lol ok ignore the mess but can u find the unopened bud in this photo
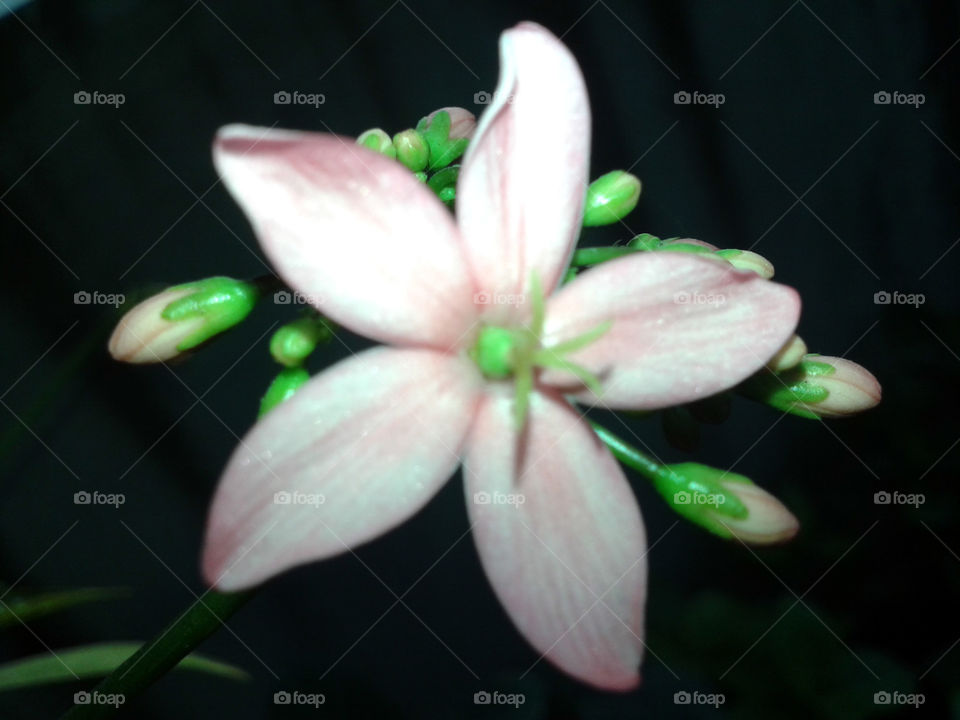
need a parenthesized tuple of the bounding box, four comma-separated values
(654, 463, 798, 544)
(259, 367, 310, 418)
(740, 355, 881, 418)
(716, 248, 775, 279)
(792, 355, 881, 417)
(582, 171, 642, 227)
(356, 128, 396, 159)
(269, 316, 332, 367)
(766, 335, 808, 372)
(109, 277, 258, 363)
(657, 238, 719, 256)
(392, 129, 429, 172)
(416, 108, 475, 169)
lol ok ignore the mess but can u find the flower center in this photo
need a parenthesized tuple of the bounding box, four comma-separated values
(468, 273, 612, 429)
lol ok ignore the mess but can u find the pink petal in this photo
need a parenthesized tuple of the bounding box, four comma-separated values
(463, 386, 646, 690)
(202, 347, 481, 591)
(214, 125, 478, 350)
(456, 23, 590, 320)
(541, 252, 801, 409)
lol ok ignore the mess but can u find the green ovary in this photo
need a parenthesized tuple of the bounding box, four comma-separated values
(468, 274, 612, 429)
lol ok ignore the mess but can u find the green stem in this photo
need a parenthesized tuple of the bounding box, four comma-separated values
(60, 589, 253, 719)
(571, 246, 638, 267)
(589, 420, 665, 480)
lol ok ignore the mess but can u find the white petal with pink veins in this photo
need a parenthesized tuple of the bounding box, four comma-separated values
(214, 126, 479, 350)
(463, 387, 646, 690)
(203, 347, 481, 590)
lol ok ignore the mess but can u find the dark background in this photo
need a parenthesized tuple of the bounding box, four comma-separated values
(1, 0, 958, 717)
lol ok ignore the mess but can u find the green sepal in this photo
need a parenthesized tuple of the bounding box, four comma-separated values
(392, 129, 429, 172)
(628, 233, 663, 250)
(657, 242, 714, 255)
(161, 277, 259, 351)
(416, 111, 469, 169)
(738, 360, 835, 418)
(651, 462, 751, 539)
(259, 367, 310, 418)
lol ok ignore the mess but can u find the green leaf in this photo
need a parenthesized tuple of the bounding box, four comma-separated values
(0, 642, 248, 691)
(0, 588, 129, 630)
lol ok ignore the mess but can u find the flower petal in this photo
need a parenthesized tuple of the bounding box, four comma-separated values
(456, 22, 590, 318)
(463, 387, 646, 690)
(214, 125, 478, 350)
(202, 347, 481, 591)
(541, 252, 801, 409)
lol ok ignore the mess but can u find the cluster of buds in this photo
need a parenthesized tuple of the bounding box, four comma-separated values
(107, 104, 880, 548)
(356, 107, 476, 205)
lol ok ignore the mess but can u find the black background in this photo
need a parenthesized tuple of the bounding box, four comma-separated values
(0, 1, 958, 717)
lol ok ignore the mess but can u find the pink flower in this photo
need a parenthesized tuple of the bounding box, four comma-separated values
(201, 22, 800, 690)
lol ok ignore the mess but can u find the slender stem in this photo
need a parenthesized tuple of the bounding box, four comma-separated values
(60, 589, 254, 719)
(589, 420, 664, 480)
(571, 246, 638, 267)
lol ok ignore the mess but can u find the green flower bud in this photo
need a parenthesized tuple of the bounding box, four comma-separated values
(259, 367, 310, 418)
(427, 165, 459, 206)
(392, 129, 429, 172)
(582, 171, 642, 227)
(356, 128, 396, 159)
(653, 463, 798, 544)
(716, 248, 775, 279)
(109, 277, 258, 363)
(416, 108, 474, 170)
(739, 355, 880, 418)
(269, 316, 332, 368)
